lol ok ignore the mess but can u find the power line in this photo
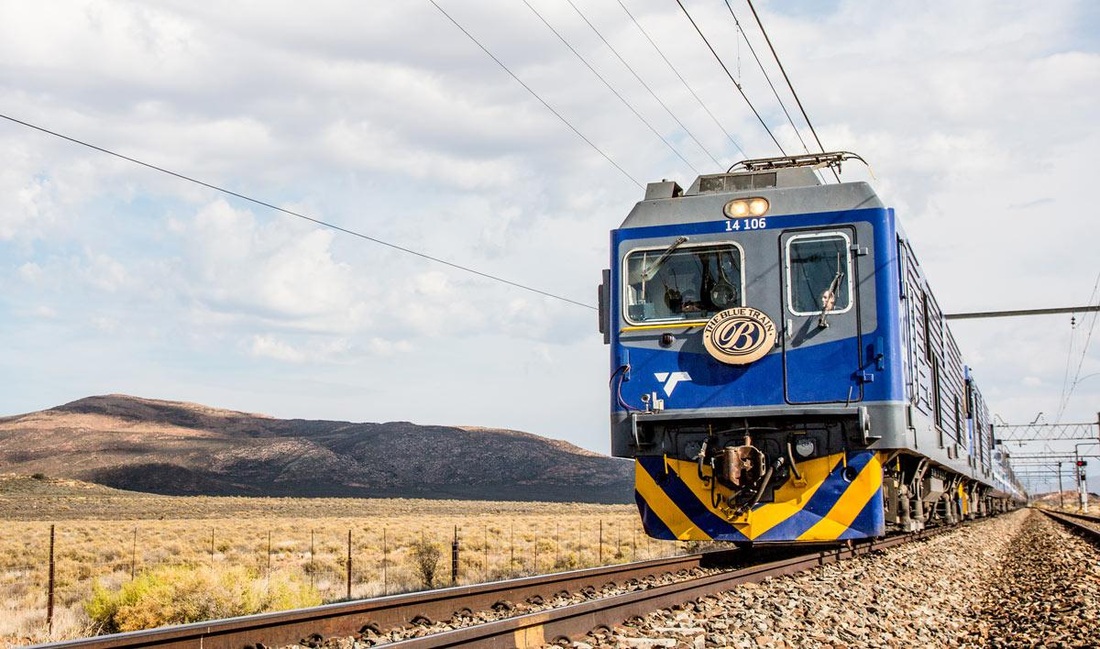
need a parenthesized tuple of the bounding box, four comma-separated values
(1058, 310, 1079, 419)
(721, 0, 810, 154)
(674, 0, 786, 155)
(616, 0, 748, 160)
(1056, 273, 1100, 421)
(743, 0, 837, 184)
(0, 112, 599, 311)
(519, 0, 701, 175)
(563, 0, 725, 169)
(426, 0, 643, 190)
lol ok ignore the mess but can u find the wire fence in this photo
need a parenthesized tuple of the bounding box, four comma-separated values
(1, 516, 683, 643)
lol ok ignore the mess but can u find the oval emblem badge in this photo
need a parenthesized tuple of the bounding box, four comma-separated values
(703, 307, 778, 365)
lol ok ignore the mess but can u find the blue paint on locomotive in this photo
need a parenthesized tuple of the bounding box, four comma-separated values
(611, 206, 909, 412)
(605, 160, 1026, 541)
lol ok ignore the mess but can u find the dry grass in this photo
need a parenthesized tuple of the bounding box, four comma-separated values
(0, 479, 678, 646)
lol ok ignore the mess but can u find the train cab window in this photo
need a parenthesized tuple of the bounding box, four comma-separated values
(785, 232, 852, 315)
(623, 243, 743, 323)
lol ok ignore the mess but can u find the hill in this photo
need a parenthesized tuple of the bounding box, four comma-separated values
(0, 395, 633, 503)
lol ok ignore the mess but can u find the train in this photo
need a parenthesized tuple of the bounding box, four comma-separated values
(598, 151, 1025, 544)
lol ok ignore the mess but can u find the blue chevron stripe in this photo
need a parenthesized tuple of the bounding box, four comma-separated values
(634, 489, 676, 540)
(636, 456, 749, 542)
(753, 451, 877, 541)
(636, 452, 883, 543)
(838, 486, 887, 540)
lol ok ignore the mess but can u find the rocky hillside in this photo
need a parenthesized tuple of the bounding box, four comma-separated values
(0, 395, 633, 503)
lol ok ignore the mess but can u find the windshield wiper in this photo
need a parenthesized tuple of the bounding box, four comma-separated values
(817, 252, 845, 328)
(640, 236, 688, 282)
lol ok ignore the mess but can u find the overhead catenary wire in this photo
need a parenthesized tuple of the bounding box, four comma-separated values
(674, 0, 786, 156)
(1055, 272, 1100, 422)
(426, 0, 643, 190)
(519, 0, 701, 175)
(743, 0, 839, 182)
(1057, 315, 1077, 422)
(0, 112, 599, 311)
(615, 0, 747, 159)
(562, 0, 726, 169)
(722, 0, 810, 155)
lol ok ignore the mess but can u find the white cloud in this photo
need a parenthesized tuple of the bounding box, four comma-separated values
(176, 199, 371, 331)
(80, 251, 128, 292)
(246, 334, 355, 364)
(90, 316, 119, 332)
(0, 0, 1095, 456)
(17, 262, 43, 282)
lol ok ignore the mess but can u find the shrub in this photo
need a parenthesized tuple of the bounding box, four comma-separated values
(85, 565, 320, 633)
(409, 539, 442, 589)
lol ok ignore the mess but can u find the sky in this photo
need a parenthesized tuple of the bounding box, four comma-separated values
(0, 1, 1097, 489)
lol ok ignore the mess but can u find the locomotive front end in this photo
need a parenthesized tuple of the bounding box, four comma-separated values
(600, 154, 896, 544)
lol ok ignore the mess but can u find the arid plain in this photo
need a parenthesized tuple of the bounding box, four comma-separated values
(0, 474, 674, 646)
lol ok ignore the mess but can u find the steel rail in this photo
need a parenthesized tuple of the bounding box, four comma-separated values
(27, 551, 737, 649)
(381, 528, 946, 648)
(1040, 509, 1100, 544)
(29, 525, 971, 649)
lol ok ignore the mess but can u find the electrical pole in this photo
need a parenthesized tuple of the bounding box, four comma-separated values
(1058, 462, 1064, 510)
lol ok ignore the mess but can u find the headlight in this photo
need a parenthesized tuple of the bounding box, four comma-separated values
(724, 197, 770, 219)
(794, 438, 815, 458)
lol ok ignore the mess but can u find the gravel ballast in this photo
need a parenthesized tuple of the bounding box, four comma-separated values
(285, 509, 1100, 648)
(571, 509, 1100, 648)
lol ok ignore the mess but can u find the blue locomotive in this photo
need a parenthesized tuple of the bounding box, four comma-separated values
(598, 152, 1024, 543)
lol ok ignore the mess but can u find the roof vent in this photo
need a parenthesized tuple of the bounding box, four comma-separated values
(644, 180, 683, 200)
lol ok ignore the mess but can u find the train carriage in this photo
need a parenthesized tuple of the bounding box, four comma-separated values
(598, 152, 1024, 544)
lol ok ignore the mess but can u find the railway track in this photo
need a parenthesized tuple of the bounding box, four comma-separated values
(29, 550, 734, 649)
(1037, 508, 1100, 542)
(29, 527, 949, 649)
(378, 530, 943, 648)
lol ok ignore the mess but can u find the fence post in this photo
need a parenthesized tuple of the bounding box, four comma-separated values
(451, 526, 459, 585)
(382, 527, 388, 596)
(309, 530, 315, 590)
(599, 520, 604, 565)
(47, 524, 55, 637)
(555, 522, 560, 568)
(131, 527, 137, 580)
(346, 529, 352, 600)
(267, 531, 272, 583)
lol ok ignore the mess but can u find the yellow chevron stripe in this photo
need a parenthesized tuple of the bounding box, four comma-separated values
(797, 453, 884, 541)
(662, 453, 845, 540)
(730, 455, 835, 539)
(634, 460, 712, 541)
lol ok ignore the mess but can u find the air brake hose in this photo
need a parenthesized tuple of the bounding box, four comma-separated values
(786, 441, 803, 481)
(749, 457, 785, 510)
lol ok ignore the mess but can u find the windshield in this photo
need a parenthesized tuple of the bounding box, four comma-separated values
(624, 244, 743, 323)
(787, 233, 851, 315)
